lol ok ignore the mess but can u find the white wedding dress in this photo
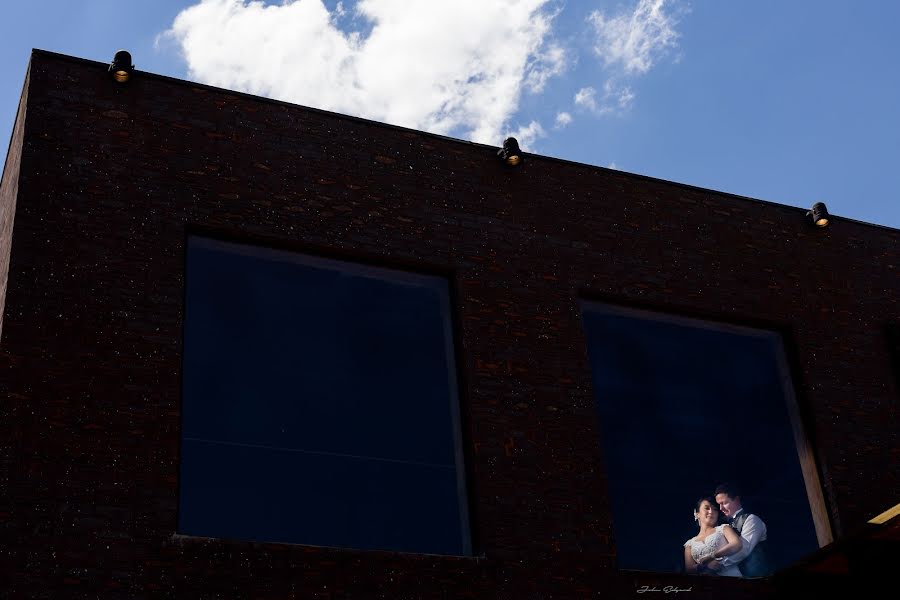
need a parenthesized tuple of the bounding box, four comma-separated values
(684, 524, 743, 577)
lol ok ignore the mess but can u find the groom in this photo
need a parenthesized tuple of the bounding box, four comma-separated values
(707, 482, 772, 577)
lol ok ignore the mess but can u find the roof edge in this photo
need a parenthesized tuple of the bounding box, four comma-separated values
(28, 49, 900, 235)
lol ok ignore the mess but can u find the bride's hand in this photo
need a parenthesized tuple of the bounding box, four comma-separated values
(705, 560, 724, 572)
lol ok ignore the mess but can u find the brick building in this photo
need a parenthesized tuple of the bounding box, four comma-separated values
(1, 50, 897, 598)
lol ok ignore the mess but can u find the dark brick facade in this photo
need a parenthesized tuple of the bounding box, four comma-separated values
(1, 50, 897, 598)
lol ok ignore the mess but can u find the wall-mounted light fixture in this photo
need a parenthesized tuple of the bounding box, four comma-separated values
(807, 202, 831, 228)
(497, 137, 522, 166)
(109, 50, 133, 83)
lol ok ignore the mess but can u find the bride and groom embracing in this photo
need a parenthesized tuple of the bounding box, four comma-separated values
(683, 483, 771, 578)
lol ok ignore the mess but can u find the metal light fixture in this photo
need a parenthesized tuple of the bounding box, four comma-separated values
(497, 137, 523, 166)
(807, 202, 831, 228)
(109, 50, 133, 83)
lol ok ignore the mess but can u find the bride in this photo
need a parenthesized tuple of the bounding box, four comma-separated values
(684, 497, 743, 577)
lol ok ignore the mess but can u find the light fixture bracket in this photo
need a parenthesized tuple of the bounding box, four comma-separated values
(806, 202, 831, 228)
(497, 137, 523, 166)
(109, 50, 134, 83)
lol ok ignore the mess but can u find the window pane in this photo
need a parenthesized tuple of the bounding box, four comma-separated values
(581, 302, 821, 574)
(179, 236, 470, 556)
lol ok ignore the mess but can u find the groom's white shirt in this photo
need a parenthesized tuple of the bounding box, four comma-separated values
(719, 508, 767, 567)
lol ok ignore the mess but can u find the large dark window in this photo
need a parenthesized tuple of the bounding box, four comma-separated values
(179, 236, 471, 556)
(581, 302, 828, 574)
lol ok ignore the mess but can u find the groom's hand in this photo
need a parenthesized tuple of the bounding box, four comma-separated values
(706, 560, 724, 572)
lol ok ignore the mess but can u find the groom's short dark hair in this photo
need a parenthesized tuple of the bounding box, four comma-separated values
(714, 482, 740, 499)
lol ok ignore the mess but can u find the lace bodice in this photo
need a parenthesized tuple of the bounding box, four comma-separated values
(684, 524, 743, 577)
(685, 525, 728, 563)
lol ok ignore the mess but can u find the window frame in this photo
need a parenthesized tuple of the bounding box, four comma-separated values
(579, 299, 834, 572)
(176, 234, 474, 556)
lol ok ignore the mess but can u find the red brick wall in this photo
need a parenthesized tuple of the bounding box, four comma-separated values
(0, 68, 28, 341)
(1, 50, 897, 598)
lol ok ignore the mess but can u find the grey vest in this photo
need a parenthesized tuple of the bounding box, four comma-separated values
(730, 512, 771, 577)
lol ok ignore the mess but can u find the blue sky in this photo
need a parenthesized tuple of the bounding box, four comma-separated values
(2, 0, 899, 230)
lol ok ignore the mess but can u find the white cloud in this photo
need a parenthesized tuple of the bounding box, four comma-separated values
(615, 85, 635, 109)
(162, 0, 564, 145)
(524, 42, 567, 93)
(507, 120, 546, 150)
(588, 0, 680, 74)
(574, 82, 633, 115)
(598, 79, 634, 114)
(574, 86, 597, 111)
(565, 0, 681, 120)
(554, 111, 572, 128)
(606, 161, 619, 170)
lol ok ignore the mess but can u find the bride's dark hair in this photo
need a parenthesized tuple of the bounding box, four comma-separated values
(695, 496, 717, 511)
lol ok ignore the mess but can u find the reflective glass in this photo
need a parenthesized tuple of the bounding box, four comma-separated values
(179, 237, 470, 556)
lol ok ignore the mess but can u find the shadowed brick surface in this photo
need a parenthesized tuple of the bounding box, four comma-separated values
(0, 51, 897, 599)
